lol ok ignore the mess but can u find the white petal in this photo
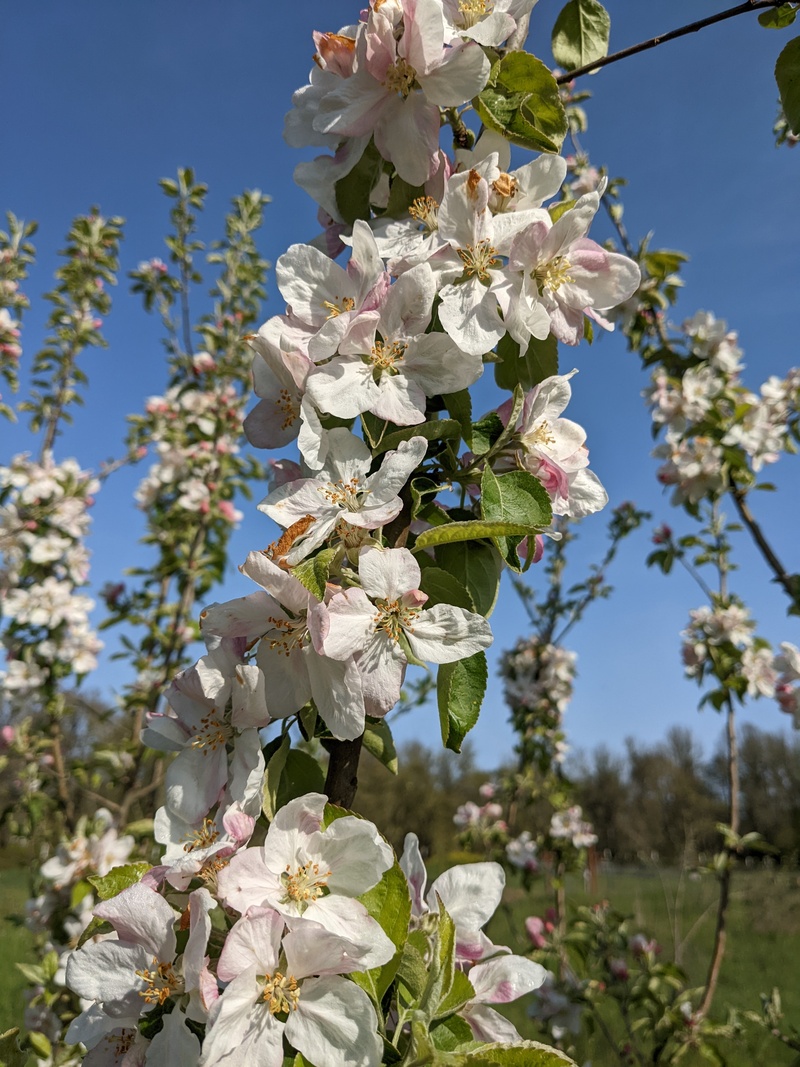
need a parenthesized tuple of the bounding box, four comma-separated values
(286, 976, 382, 1067)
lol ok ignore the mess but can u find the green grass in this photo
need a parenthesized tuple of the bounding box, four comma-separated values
(489, 865, 800, 1066)
(0, 867, 36, 1035)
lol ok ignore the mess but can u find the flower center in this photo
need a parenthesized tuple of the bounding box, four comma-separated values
(370, 339, 407, 372)
(135, 959, 180, 1006)
(260, 972, 301, 1015)
(408, 196, 440, 233)
(280, 860, 331, 911)
(458, 0, 493, 27)
(322, 296, 355, 319)
(535, 256, 574, 294)
(384, 57, 416, 97)
(265, 615, 309, 656)
(319, 477, 366, 512)
(492, 173, 518, 204)
(275, 387, 299, 431)
(374, 597, 421, 642)
(190, 714, 231, 753)
(527, 419, 556, 449)
(183, 817, 220, 853)
(457, 239, 501, 283)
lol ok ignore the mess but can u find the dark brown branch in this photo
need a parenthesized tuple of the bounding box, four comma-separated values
(323, 735, 364, 808)
(729, 482, 799, 609)
(556, 1, 786, 85)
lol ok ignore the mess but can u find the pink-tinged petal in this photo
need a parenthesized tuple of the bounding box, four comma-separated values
(240, 550, 310, 616)
(276, 243, 353, 327)
(463, 1002, 523, 1043)
(399, 832, 428, 915)
(323, 588, 376, 660)
(372, 371, 427, 425)
(217, 908, 284, 983)
(306, 358, 380, 420)
(216, 848, 273, 914)
(318, 818, 394, 896)
(66, 940, 149, 1008)
(567, 239, 641, 309)
(283, 904, 394, 976)
(314, 68, 390, 139)
(286, 976, 382, 1067)
(183, 888, 215, 993)
(67, 1006, 140, 1053)
(375, 93, 440, 186)
(358, 545, 420, 600)
(404, 332, 483, 395)
(357, 632, 407, 716)
(295, 136, 371, 224)
(222, 806, 256, 848)
(428, 862, 505, 933)
(94, 883, 178, 960)
(539, 191, 599, 260)
(306, 649, 366, 741)
(469, 955, 547, 1003)
(272, 792, 328, 836)
(165, 745, 227, 825)
(201, 968, 282, 1067)
(146, 1009, 201, 1066)
(406, 603, 493, 663)
(199, 591, 275, 642)
(379, 262, 436, 340)
(401, 0, 445, 75)
(244, 397, 299, 450)
(419, 39, 490, 106)
(561, 468, 608, 519)
(230, 664, 269, 729)
(199, 963, 220, 1013)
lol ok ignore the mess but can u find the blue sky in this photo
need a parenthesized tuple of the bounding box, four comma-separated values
(2, 0, 799, 769)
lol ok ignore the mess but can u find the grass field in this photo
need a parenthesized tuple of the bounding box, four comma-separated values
(487, 864, 800, 1066)
(2, 863, 798, 1063)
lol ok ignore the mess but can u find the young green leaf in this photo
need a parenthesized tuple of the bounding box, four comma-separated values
(552, 0, 611, 71)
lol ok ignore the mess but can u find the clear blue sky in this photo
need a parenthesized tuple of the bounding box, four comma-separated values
(2, 0, 798, 769)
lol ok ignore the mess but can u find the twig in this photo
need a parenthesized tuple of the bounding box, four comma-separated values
(729, 481, 799, 609)
(555, 1, 786, 85)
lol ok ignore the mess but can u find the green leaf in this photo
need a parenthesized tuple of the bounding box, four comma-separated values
(362, 718, 399, 774)
(386, 176, 426, 218)
(15, 963, 46, 985)
(776, 36, 800, 133)
(420, 896, 457, 1019)
(396, 938, 429, 1006)
(434, 541, 503, 617)
(375, 418, 462, 456)
(351, 860, 412, 1003)
(474, 53, 567, 153)
(495, 334, 559, 392)
(429, 1014, 475, 1052)
(334, 140, 383, 225)
(415, 520, 544, 553)
(434, 968, 476, 1020)
(262, 733, 290, 821)
(0, 1029, 29, 1067)
(292, 547, 337, 601)
(276, 748, 326, 810)
(26, 1033, 51, 1060)
(437, 651, 488, 752)
(552, 0, 611, 71)
(444, 390, 473, 450)
(759, 3, 797, 28)
(419, 566, 475, 612)
(471, 412, 504, 456)
(410, 475, 442, 520)
(77, 916, 114, 948)
(463, 1041, 576, 1065)
(87, 862, 151, 901)
(480, 466, 552, 570)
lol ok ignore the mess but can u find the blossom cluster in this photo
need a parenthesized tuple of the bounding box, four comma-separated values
(646, 311, 800, 505)
(133, 381, 245, 525)
(500, 636, 576, 767)
(61, 796, 546, 1065)
(0, 452, 102, 699)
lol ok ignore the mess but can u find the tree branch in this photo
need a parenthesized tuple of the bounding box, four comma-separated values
(729, 482, 799, 610)
(556, 1, 786, 85)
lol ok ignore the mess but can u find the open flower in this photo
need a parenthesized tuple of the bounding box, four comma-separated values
(259, 429, 427, 564)
(323, 546, 493, 715)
